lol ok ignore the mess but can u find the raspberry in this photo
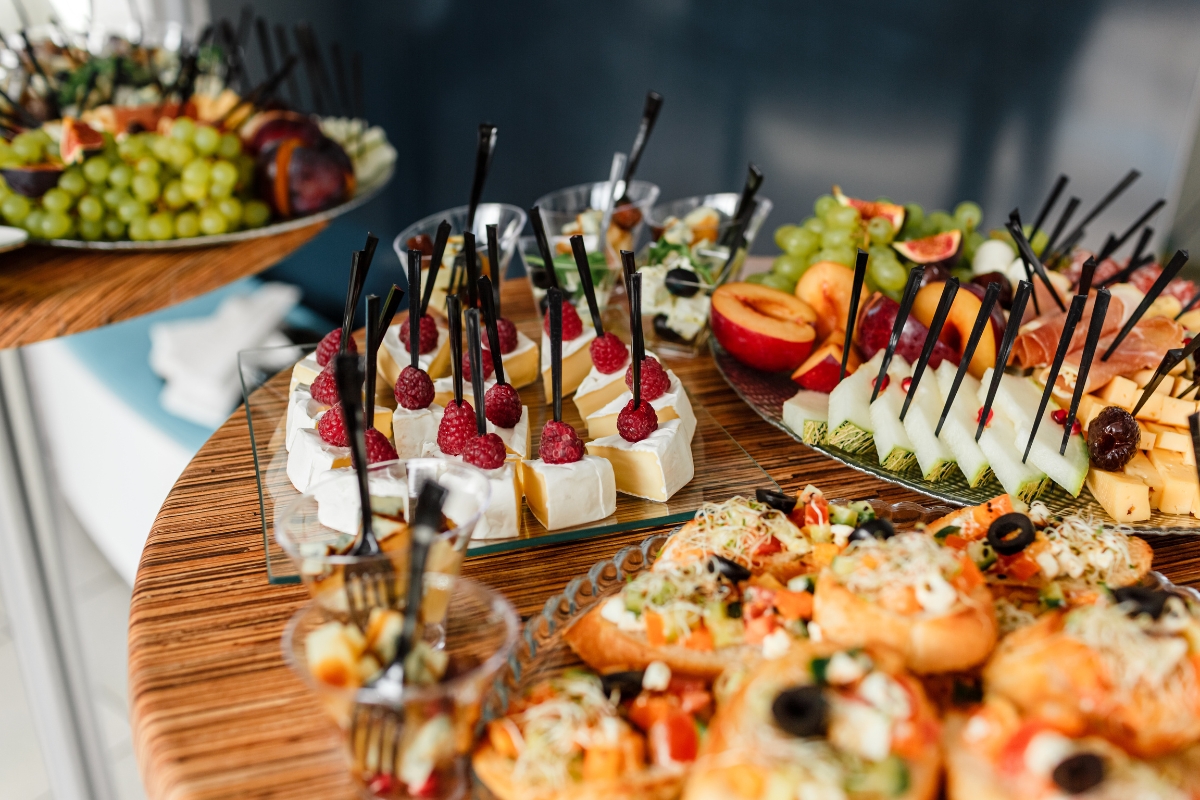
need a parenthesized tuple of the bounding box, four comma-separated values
(590, 332, 629, 374)
(617, 399, 659, 443)
(395, 365, 435, 410)
(399, 314, 440, 355)
(625, 357, 670, 401)
(315, 328, 356, 367)
(437, 400, 478, 456)
(543, 302, 584, 340)
(462, 348, 494, 383)
(484, 383, 523, 428)
(317, 404, 348, 446)
(364, 427, 398, 464)
(494, 318, 519, 354)
(310, 365, 341, 405)
(539, 420, 584, 464)
(462, 432, 506, 470)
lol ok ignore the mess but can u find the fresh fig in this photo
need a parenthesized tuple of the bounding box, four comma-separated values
(255, 135, 355, 218)
(242, 110, 324, 155)
(970, 271, 1015, 309)
(832, 185, 905, 231)
(893, 230, 962, 267)
(854, 292, 960, 368)
(2, 164, 64, 198)
(59, 118, 105, 164)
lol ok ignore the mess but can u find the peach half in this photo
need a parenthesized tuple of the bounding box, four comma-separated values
(712, 282, 817, 372)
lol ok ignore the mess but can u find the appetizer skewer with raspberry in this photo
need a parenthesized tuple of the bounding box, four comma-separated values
(481, 222, 539, 389)
(432, 233, 498, 406)
(392, 248, 444, 459)
(587, 268, 694, 502)
(434, 296, 477, 457)
(532, 205, 597, 399)
(567, 231, 636, 419)
(521, 287, 616, 531)
(379, 220, 453, 386)
(478, 274, 530, 458)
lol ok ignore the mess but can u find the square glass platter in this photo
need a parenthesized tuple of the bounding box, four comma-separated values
(240, 337, 776, 585)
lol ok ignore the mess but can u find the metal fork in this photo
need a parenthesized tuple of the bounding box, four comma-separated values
(350, 478, 446, 783)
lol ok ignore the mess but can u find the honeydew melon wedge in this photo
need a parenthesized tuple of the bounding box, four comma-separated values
(932, 362, 991, 487)
(782, 390, 829, 445)
(870, 356, 918, 473)
(901, 370, 958, 481)
(976, 406, 1051, 503)
(827, 352, 883, 455)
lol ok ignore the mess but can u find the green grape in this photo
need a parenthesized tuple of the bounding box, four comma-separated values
(779, 226, 818, 257)
(166, 140, 195, 170)
(147, 212, 175, 240)
(954, 201, 982, 231)
(951, 266, 973, 283)
(103, 217, 125, 240)
(1030, 229, 1049, 257)
(2, 193, 30, 224)
(774, 224, 799, 251)
(825, 205, 861, 230)
(131, 174, 160, 203)
(802, 216, 825, 235)
(42, 188, 73, 214)
(210, 160, 238, 187)
(208, 180, 233, 199)
(0, 178, 9, 201)
(174, 210, 200, 238)
(24, 209, 45, 235)
(193, 125, 220, 156)
(199, 207, 228, 235)
(816, 247, 855, 267)
(866, 216, 895, 245)
(182, 159, 210, 185)
(875, 196, 895, 204)
(82, 156, 110, 184)
(904, 203, 924, 228)
(759, 272, 796, 293)
(236, 154, 255, 188)
(77, 195, 104, 222)
(135, 156, 161, 177)
(148, 135, 172, 162)
(814, 194, 838, 218)
(928, 211, 955, 233)
(821, 227, 853, 250)
(242, 199, 270, 228)
(162, 180, 187, 210)
(40, 211, 72, 239)
(0, 149, 21, 168)
(58, 169, 87, 196)
(963, 230, 985, 264)
(181, 180, 208, 202)
(216, 197, 243, 226)
(108, 163, 133, 188)
(78, 218, 104, 241)
(870, 256, 908, 293)
(217, 133, 242, 160)
(169, 117, 196, 143)
(128, 216, 151, 241)
(744, 272, 768, 286)
(102, 187, 127, 210)
(116, 135, 145, 161)
(117, 197, 147, 223)
(11, 133, 43, 163)
(772, 253, 809, 283)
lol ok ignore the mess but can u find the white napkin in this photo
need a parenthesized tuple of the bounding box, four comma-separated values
(150, 282, 301, 427)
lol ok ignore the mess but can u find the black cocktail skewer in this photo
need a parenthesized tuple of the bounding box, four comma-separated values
(486, 223, 502, 315)
(419, 221, 452, 317)
(1061, 289, 1110, 454)
(1100, 226, 1154, 288)
(570, 234, 605, 339)
(1041, 196, 1080, 263)
(446, 295, 464, 409)
(273, 25, 302, 108)
(1047, 169, 1140, 262)
(1095, 198, 1165, 263)
(935, 281, 1001, 437)
(720, 164, 765, 248)
(616, 91, 664, 205)
(1077, 257, 1097, 297)
(976, 281, 1033, 442)
(407, 250, 422, 370)
(466, 310, 488, 437)
(1023, 294, 1086, 463)
(478, 276, 507, 386)
(1029, 174, 1068, 243)
(900, 278, 958, 422)
(1102, 249, 1189, 361)
(255, 17, 276, 78)
(339, 250, 365, 354)
(841, 249, 869, 382)
(529, 206, 560, 291)
(463, 231, 479, 309)
(376, 284, 404, 345)
(333, 353, 372, 543)
(872, 266, 925, 403)
(1008, 214, 1065, 312)
(548, 288, 564, 423)
(467, 123, 498, 230)
(364, 294, 380, 433)
(629, 274, 644, 408)
(1177, 286, 1200, 321)
(1132, 347, 1186, 417)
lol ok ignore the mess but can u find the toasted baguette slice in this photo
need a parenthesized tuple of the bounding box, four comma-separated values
(472, 744, 683, 800)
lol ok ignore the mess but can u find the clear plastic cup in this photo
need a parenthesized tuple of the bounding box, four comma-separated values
(274, 459, 491, 620)
(282, 576, 518, 799)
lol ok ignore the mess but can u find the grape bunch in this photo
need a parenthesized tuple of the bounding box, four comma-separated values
(0, 118, 272, 242)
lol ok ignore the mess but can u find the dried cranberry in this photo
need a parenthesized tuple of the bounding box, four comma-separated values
(1087, 406, 1140, 471)
(1051, 408, 1082, 435)
(872, 374, 890, 393)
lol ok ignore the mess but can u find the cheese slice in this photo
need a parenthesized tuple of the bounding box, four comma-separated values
(392, 404, 444, 460)
(287, 427, 351, 492)
(379, 316, 452, 387)
(573, 355, 633, 419)
(1134, 392, 1165, 423)
(432, 376, 497, 408)
(540, 328, 597, 400)
(290, 352, 321, 391)
(1097, 376, 1138, 409)
(521, 455, 616, 530)
(421, 441, 523, 540)
(1085, 468, 1150, 523)
(1124, 451, 1165, 509)
(1156, 396, 1197, 428)
(1147, 449, 1197, 514)
(586, 419, 694, 502)
(586, 371, 696, 442)
(287, 386, 391, 450)
(490, 331, 540, 390)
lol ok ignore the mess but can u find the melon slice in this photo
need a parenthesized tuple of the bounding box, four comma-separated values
(901, 372, 958, 481)
(782, 390, 829, 445)
(976, 408, 1050, 503)
(932, 362, 991, 487)
(827, 352, 883, 454)
(870, 356, 918, 473)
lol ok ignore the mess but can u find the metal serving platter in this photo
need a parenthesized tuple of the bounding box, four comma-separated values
(710, 339, 1200, 533)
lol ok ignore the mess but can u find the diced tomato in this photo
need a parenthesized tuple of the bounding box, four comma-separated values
(955, 556, 984, 591)
(681, 624, 714, 651)
(943, 534, 969, 550)
(754, 535, 783, 556)
(648, 710, 699, 766)
(810, 542, 840, 566)
(972, 495, 1015, 528)
(772, 589, 814, 621)
(628, 694, 675, 731)
(582, 744, 623, 781)
(743, 614, 778, 645)
(998, 553, 1040, 582)
(644, 611, 665, 647)
(997, 720, 1054, 776)
(367, 774, 395, 794)
(805, 495, 829, 527)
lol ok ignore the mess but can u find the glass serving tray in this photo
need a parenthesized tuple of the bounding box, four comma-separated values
(239, 342, 776, 584)
(709, 339, 1200, 534)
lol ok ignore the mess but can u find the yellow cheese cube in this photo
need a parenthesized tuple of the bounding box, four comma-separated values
(1078, 395, 1103, 430)
(1174, 376, 1198, 399)
(1148, 449, 1197, 514)
(1086, 468, 1150, 523)
(1158, 396, 1198, 428)
(1134, 392, 1165, 422)
(1097, 376, 1138, 409)
(1132, 369, 1156, 387)
(1147, 423, 1188, 454)
(1139, 425, 1157, 451)
(1125, 451, 1164, 509)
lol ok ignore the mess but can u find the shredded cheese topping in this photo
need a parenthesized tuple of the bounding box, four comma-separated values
(1037, 512, 1136, 585)
(622, 561, 731, 640)
(657, 496, 809, 571)
(994, 598, 1038, 635)
(1063, 600, 1199, 695)
(834, 533, 971, 613)
(508, 672, 621, 787)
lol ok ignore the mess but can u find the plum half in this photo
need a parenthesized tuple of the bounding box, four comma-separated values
(255, 135, 355, 218)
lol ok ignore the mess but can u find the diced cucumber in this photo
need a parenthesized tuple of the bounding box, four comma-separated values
(975, 409, 1050, 503)
(902, 373, 959, 481)
(932, 362, 992, 487)
(828, 352, 884, 454)
(849, 500, 876, 521)
(624, 588, 645, 614)
(1040, 582, 1066, 609)
(967, 538, 997, 570)
(782, 389, 830, 445)
(703, 601, 746, 649)
(870, 357, 918, 473)
(846, 755, 910, 797)
(829, 503, 858, 526)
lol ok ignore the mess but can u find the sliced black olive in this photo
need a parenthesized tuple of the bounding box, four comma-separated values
(1111, 586, 1171, 619)
(599, 671, 644, 699)
(652, 313, 688, 344)
(726, 600, 743, 618)
(707, 554, 751, 584)
(771, 685, 828, 738)
(848, 517, 895, 543)
(986, 513, 1035, 556)
(1052, 752, 1105, 794)
(756, 488, 797, 514)
(664, 267, 701, 298)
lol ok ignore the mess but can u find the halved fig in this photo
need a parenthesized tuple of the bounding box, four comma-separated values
(893, 230, 962, 267)
(2, 164, 64, 197)
(832, 185, 905, 232)
(59, 118, 105, 164)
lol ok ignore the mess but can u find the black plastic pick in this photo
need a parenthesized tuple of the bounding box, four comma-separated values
(419, 221, 452, 317)
(629, 274, 645, 407)
(872, 266, 925, 403)
(1177, 287, 1200, 321)
(1100, 226, 1155, 288)
(529, 206, 560, 291)
(333, 353, 375, 552)
(720, 163, 765, 248)
(1049, 169, 1140, 262)
(1009, 209, 1040, 316)
(1096, 199, 1165, 262)
(364, 294, 380, 429)
(467, 123, 498, 230)
(446, 295, 464, 407)
(463, 231, 480, 308)
(841, 249, 869, 382)
(407, 250, 422, 369)
(570, 234, 605, 338)
(548, 287, 564, 423)
(466, 309, 488, 436)
(1023, 294, 1086, 463)
(977, 281, 1033, 442)
(1177, 377, 1200, 401)
(713, 200, 756, 288)
(1102, 249, 1189, 361)
(936, 281, 1001, 437)
(620, 249, 638, 296)
(1077, 257, 1097, 297)
(486, 223, 502, 316)
(900, 278, 958, 422)
(1008, 216, 1065, 312)
(340, 250, 366, 354)
(1029, 174, 1068, 244)
(1041, 196, 1080, 264)
(1061, 289, 1110, 454)
(477, 276, 507, 386)
(359, 233, 379, 275)
(329, 41, 352, 117)
(1132, 347, 1189, 416)
(617, 90, 664, 204)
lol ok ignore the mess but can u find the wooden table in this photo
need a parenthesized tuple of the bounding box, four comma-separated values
(128, 277, 1200, 800)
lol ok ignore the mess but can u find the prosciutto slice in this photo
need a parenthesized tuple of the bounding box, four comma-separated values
(1052, 316, 1185, 395)
(1012, 292, 1125, 368)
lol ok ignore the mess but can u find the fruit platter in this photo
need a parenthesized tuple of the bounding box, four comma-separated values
(709, 175, 1200, 531)
(0, 26, 394, 248)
